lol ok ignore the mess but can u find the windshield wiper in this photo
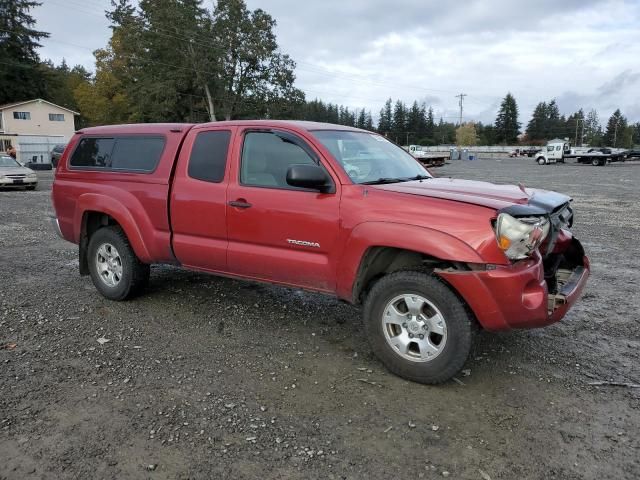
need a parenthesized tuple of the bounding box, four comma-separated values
(361, 177, 407, 185)
(407, 174, 431, 181)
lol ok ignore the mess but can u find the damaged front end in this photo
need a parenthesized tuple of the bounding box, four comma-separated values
(436, 189, 589, 331)
(499, 191, 589, 317)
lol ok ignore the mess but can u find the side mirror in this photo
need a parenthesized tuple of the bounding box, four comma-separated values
(286, 164, 334, 193)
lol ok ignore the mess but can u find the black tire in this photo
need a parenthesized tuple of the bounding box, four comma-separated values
(87, 226, 150, 301)
(537, 157, 546, 165)
(591, 158, 600, 166)
(363, 271, 473, 384)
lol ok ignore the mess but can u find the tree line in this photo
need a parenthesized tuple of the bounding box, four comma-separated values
(1, 0, 638, 148)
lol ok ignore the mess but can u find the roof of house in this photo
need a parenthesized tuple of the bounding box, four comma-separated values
(0, 98, 80, 115)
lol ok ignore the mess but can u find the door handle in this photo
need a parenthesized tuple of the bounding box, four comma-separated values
(228, 199, 252, 209)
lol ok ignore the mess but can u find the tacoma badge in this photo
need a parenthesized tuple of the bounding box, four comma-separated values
(287, 239, 320, 248)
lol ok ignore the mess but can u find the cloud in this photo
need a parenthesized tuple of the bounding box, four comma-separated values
(556, 70, 640, 122)
(32, 0, 640, 123)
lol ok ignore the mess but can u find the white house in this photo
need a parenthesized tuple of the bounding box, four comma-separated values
(0, 99, 79, 165)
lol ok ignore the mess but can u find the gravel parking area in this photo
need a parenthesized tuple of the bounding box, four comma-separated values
(1, 159, 639, 479)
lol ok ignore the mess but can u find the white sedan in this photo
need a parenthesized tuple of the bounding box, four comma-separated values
(0, 155, 38, 190)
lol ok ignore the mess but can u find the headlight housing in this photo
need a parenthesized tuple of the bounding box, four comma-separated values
(495, 213, 550, 260)
(27, 173, 37, 178)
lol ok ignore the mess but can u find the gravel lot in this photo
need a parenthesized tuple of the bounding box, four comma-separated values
(1, 158, 639, 480)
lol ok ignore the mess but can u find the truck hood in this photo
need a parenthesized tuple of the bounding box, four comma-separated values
(375, 178, 571, 214)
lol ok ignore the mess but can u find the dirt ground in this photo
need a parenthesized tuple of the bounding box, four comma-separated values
(1, 158, 639, 480)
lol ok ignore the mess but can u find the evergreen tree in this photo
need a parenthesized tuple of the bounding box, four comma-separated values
(433, 117, 456, 144)
(355, 109, 366, 129)
(378, 98, 392, 135)
(604, 109, 627, 147)
(632, 122, 640, 147)
(494, 93, 521, 143)
(545, 100, 560, 139)
(476, 122, 497, 145)
(0, 0, 50, 104)
(406, 101, 423, 145)
(391, 100, 406, 142)
(526, 102, 547, 142)
(424, 106, 435, 142)
(364, 111, 374, 131)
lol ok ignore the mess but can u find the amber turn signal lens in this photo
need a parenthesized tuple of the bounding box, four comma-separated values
(498, 235, 511, 250)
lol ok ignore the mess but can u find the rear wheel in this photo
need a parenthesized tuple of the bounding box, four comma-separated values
(87, 226, 150, 300)
(363, 271, 473, 384)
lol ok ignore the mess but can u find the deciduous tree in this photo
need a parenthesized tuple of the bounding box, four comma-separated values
(456, 122, 477, 146)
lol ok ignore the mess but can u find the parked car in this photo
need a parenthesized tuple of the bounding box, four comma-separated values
(625, 149, 640, 159)
(508, 148, 521, 157)
(51, 121, 590, 385)
(509, 148, 541, 158)
(0, 155, 38, 190)
(51, 144, 66, 167)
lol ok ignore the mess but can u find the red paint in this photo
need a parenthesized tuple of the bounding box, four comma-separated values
(52, 120, 590, 331)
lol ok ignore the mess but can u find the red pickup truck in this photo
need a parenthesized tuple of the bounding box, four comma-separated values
(51, 121, 589, 384)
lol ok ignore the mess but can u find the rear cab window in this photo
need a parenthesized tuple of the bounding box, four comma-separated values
(188, 130, 231, 183)
(69, 136, 165, 173)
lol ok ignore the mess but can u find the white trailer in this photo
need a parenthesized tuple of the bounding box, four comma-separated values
(407, 145, 448, 167)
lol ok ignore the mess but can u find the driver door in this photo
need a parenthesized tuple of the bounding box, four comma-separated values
(226, 129, 341, 292)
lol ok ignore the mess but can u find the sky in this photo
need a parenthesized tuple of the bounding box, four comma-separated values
(33, 0, 640, 125)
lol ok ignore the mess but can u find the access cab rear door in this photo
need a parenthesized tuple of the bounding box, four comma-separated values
(170, 126, 236, 272)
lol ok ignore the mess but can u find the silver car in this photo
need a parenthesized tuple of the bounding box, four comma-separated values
(0, 155, 38, 190)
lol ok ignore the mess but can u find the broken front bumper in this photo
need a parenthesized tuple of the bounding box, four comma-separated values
(436, 237, 589, 331)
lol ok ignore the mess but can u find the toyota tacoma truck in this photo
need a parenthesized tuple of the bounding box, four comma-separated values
(51, 121, 590, 384)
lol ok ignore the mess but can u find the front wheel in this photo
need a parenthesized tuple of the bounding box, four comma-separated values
(363, 271, 473, 384)
(537, 157, 546, 165)
(87, 226, 150, 300)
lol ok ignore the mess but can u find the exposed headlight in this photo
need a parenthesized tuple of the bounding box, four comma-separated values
(27, 173, 37, 178)
(495, 213, 550, 260)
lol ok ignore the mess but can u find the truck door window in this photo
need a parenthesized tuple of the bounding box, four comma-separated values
(240, 131, 317, 189)
(188, 130, 231, 183)
(556, 146, 561, 151)
(547, 146, 554, 152)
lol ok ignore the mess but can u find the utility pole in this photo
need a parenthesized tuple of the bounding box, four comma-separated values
(455, 93, 467, 126)
(574, 118, 584, 147)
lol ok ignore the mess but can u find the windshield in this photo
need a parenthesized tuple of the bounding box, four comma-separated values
(313, 131, 431, 184)
(0, 156, 21, 167)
